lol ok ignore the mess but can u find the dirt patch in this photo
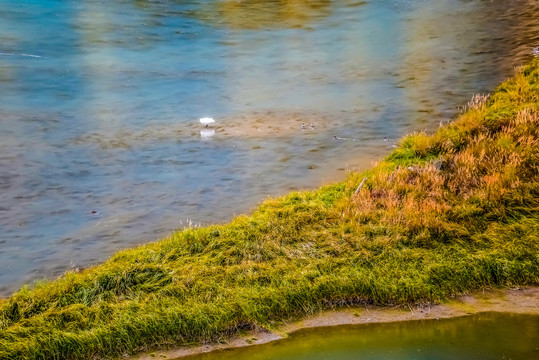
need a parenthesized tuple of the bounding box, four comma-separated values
(132, 287, 539, 360)
(74, 111, 337, 149)
(209, 111, 335, 138)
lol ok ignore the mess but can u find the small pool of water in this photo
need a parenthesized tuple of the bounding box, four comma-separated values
(182, 312, 539, 360)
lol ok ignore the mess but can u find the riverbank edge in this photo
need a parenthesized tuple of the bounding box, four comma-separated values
(133, 286, 539, 360)
(1, 57, 538, 360)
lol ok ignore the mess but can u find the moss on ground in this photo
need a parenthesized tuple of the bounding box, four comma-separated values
(1, 58, 538, 359)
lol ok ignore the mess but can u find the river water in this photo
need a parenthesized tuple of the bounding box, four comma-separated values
(180, 313, 539, 360)
(0, 0, 538, 296)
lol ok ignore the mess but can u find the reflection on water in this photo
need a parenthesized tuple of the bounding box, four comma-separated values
(182, 313, 539, 360)
(0, 0, 538, 296)
(199, 0, 333, 30)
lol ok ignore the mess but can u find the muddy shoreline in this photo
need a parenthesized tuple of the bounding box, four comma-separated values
(132, 287, 539, 359)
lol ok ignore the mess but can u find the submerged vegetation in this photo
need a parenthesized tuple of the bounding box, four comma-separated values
(1, 58, 538, 359)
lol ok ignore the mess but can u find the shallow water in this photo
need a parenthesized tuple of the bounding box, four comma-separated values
(0, 0, 538, 296)
(181, 312, 539, 360)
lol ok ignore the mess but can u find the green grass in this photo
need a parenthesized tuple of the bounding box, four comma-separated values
(1, 57, 538, 359)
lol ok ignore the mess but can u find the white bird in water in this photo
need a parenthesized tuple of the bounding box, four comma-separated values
(200, 117, 215, 127)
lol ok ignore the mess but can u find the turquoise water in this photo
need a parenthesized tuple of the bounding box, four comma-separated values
(182, 313, 539, 360)
(0, 0, 538, 296)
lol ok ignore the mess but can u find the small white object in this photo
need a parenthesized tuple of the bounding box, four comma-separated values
(200, 117, 215, 127)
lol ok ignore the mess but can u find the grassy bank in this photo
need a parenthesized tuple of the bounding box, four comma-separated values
(1, 58, 538, 359)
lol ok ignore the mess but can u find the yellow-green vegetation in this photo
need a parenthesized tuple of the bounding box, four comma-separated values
(1, 58, 538, 359)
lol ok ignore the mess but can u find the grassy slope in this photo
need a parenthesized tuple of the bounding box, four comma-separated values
(1, 58, 538, 359)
